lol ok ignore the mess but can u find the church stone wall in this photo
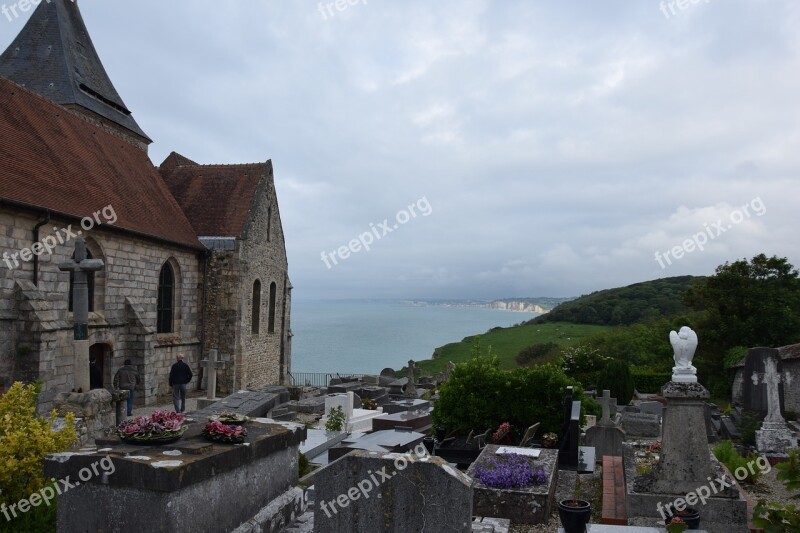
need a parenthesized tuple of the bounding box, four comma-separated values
(239, 172, 290, 389)
(203, 249, 242, 394)
(0, 207, 202, 410)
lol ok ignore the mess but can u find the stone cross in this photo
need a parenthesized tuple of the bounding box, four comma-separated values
(751, 356, 792, 425)
(200, 349, 226, 400)
(598, 389, 617, 427)
(59, 237, 104, 393)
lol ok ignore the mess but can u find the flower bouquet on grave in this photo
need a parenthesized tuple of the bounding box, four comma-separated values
(202, 420, 247, 444)
(541, 432, 558, 448)
(664, 507, 700, 529)
(491, 422, 512, 444)
(116, 410, 187, 444)
(208, 412, 249, 426)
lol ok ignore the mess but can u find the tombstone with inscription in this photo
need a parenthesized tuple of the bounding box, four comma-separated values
(558, 387, 595, 472)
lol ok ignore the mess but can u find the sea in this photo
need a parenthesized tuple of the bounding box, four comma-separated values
(291, 299, 538, 373)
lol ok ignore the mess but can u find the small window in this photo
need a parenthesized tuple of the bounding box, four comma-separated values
(157, 263, 174, 333)
(68, 249, 95, 313)
(252, 280, 261, 334)
(268, 282, 277, 334)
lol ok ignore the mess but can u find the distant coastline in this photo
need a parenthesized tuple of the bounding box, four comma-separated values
(402, 297, 574, 314)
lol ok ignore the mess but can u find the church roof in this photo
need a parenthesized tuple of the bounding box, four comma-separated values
(0, 0, 151, 143)
(159, 154, 270, 238)
(0, 77, 201, 249)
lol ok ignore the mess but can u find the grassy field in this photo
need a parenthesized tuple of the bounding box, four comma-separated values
(415, 321, 610, 374)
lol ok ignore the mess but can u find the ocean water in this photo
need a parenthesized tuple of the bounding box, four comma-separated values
(291, 299, 538, 373)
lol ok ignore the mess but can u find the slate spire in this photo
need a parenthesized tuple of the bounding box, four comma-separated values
(0, 0, 151, 146)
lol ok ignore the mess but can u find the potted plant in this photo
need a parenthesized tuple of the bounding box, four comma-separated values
(558, 474, 591, 533)
(663, 507, 700, 529)
(666, 517, 689, 533)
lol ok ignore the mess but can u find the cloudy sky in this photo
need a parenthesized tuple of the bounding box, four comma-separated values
(3, 0, 798, 300)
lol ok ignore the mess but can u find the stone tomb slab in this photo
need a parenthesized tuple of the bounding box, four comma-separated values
(382, 398, 430, 414)
(372, 410, 432, 432)
(192, 386, 290, 421)
(467, 445, 558, 525)
(329, 428, 425, 461)
(45, 420, 306, 533)
(313, 449, 473, 533)
(559, 527, 710, 533)
(299, 429, 348, 462)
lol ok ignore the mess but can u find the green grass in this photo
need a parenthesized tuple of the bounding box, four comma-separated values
(416, 322, 610, 374)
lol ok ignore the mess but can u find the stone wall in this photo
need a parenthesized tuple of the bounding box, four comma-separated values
(203, 248, 242, 394)
(239, 171, 291, 389)
(0, 206, 202, 411)
(783, 360, 800, 413)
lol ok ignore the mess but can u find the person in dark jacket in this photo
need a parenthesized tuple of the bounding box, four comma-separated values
(113, 359, 140, 416)
(169, 353, 193, 413)
(89, 355, 103, 390)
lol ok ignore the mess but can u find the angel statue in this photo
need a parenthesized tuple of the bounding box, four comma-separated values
(669, 326, 698, 382)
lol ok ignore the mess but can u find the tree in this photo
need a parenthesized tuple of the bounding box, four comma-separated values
(596, 360, 635, 405)
(685, 254, 800, 349)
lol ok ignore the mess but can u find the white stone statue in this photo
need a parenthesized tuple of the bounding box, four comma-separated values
(669, 326, 698, 383)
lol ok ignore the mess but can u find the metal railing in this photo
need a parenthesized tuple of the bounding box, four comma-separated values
(288, 372, 369, 388)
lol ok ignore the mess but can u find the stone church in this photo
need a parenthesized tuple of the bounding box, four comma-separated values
(0, 0, 292, 411)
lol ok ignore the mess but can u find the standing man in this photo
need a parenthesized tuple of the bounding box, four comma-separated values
(89, 355, 103, 390)
(113, 359, 140, 417)
(169, 353, 193, 413)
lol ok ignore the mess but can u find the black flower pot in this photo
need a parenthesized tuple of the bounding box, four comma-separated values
(664, 507, 700, 529)
(558, 499, 591, 533)
(423, 436, 435, 454)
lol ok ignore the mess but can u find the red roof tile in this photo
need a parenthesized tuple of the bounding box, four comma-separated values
(0, 77, 202, 249)
(160, 155, 269, 238)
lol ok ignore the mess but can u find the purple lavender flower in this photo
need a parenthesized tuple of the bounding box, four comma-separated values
(472, 452, 549, 489)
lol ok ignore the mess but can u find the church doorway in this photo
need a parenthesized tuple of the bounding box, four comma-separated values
(89, 343, 112, 389)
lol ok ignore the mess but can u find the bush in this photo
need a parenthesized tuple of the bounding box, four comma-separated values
(298, 452, 312, 478)
(516, 342, 559, 366)
(324, 406, 346, 432)
(712, 440, 760, 484)
(560, 345, 609, 387)
(736, 411, 761, 448)
(0, 382, 77, 506)
(631, 370, 672, 393)
(596, 360, 635, 405)
(434, 338, 581, 438)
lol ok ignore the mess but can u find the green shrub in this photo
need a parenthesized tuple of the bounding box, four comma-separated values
(325, 406, 346, 432)
(736, 411, 761, 448)
(596, 360, 635, 405)
(516, 342, 559, 366)
(298, 452, 312, 478)
(630, 370, 672, 393)
(434, 338, 581, 437)
(560, 345, 609, 387)
(712, 440, 761, 484)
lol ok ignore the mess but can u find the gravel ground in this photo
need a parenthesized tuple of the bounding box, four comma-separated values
(746, 460, 798, 505)
(509, 469, 601, 533)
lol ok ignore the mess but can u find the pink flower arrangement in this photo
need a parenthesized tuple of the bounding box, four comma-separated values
(492, 422, 511, 442)
(202, 420, 247, 443)
(116, 410, 186, 441)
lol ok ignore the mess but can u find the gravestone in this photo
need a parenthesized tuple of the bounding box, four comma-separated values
(379, 368, 397, 387)
(638, 401, 663, 418)
(752, 351, 798, 453)
(328, 428, 426, 461)
(313, 449, 473, 533)
(199, 349, 226, 403)
(621, 412, 660, 438)
(585, 390, 625, 462)
(558, 388, 595, 472)
(405, 360, 419, 399)
(192, 386, 289, 421)
(597, 390, 619, 427)
(743, 348, 786, 417)
(627, 327, 749, 532)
